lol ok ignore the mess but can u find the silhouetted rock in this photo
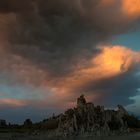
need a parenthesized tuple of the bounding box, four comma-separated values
(77, 94, 86, 108)
(56, 95, 130, 136)
(0, 119, 7, 127)
(118, 105, 129, 116)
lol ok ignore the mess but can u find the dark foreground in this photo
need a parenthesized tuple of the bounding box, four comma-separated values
(0, 132, 140, 140)
(0, 95, 140, 140)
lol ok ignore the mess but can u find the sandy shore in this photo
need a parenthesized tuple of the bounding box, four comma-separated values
(0, 132, 140, 140)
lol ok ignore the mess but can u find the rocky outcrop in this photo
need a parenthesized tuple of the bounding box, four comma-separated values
(56, 95, 129, 136)
(77, 95, 86, 108)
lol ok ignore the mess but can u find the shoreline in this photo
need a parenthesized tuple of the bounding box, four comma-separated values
(0, 131, 140, 140)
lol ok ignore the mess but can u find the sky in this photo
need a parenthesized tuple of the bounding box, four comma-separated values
(0, 0, 140, 124)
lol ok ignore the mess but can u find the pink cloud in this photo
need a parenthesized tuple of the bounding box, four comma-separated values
(0, 98, 27, 107)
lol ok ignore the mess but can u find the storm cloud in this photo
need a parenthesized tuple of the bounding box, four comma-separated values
(0, 0, 139, 75)
(0, 0, 140, 121)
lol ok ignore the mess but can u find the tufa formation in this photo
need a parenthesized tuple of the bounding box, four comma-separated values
(56, 95, 129, 136)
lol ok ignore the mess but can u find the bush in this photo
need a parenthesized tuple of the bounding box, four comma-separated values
(24, 119, 33, 128)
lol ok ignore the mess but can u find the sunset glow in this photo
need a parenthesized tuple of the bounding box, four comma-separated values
(122, 0, 140, 18)
(0, 98, 26, 107)
(46, 46, 140, 102)
(0, 0, 140, 123)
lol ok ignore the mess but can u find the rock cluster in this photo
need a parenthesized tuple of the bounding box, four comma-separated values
(57, 95, 129, 136)
(0, 119, 7, 127)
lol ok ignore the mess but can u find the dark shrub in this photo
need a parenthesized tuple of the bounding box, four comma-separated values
(24, 119, 33, 128)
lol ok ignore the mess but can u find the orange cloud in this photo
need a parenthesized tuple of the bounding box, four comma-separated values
(0, 98, 26, 107)
(122, 0, 140, 19)
(92, 45, 140, 77)
(48, 45, 140, 97)
(0, 45, 139, 109)
(100, 0, 140, 19)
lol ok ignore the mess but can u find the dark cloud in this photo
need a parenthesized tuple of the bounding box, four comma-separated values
(2, 0, 138, 76)
(0, 0, 140, 113)
(75, 67, 140, 106)
(0, 0, 34, 13)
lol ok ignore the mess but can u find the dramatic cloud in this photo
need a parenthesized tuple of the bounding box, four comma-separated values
(0, 0, 140, 121)
(0, 0, 139, 77)
(1, 45, 140, 108)
(44, 45, 140, 105)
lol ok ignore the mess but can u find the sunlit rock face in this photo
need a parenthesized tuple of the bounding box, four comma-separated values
(55, 95, 129, 137)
